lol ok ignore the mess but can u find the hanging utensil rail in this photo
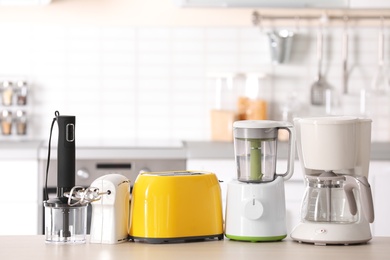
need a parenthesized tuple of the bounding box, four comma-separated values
(252, 11, 390, 26)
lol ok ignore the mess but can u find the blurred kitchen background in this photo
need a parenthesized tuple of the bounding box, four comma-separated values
(0, 0, 389, 142)
(2, 0, 390, 238)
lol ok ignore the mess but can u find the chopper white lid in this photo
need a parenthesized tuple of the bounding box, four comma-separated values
(233, 120, 290, 129)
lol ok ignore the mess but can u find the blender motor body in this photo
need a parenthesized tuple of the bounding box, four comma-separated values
(225, 120, 295, 242)
(291, 116, 375, 245)
(225, 177, 287, 241)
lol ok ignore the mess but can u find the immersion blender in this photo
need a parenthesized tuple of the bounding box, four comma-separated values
(43, 111, 87, 243)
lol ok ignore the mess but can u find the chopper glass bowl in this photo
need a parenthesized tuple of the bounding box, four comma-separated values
(44, 199, 87, 244)
(233, 120, 294, 182)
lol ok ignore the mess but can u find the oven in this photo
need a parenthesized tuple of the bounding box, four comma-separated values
(38, 145, 187, 234)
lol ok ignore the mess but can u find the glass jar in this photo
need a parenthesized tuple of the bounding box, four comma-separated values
(236, 73, 269, 121)
(1, 110, 13, 135)
(209, 74, 238, 141)
(1, 81, 13, 106)
(15, 110, 27, 135)
(16, 81, 28, 105)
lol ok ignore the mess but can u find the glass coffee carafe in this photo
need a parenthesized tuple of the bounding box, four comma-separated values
(303, 173, 357, 224)
(301, 171, 374, 225)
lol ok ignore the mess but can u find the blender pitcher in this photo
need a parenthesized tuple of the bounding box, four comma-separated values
(225, 120, 295, 242)
(233, 120, 295, 182)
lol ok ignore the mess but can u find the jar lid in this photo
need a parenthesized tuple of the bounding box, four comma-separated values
(234, 120, 291, 129)
(2, 81, 12, 88)
(16, 81, 27, 87)
(1, 110, 12, 117)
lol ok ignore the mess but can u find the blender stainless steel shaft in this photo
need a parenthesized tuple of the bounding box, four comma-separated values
(56, 114, 75, 239)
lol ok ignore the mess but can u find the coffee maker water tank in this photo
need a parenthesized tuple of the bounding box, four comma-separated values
(295, 116, 372, 177)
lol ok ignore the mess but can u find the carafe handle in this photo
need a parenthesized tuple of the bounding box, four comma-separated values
(344, 176, 375, 223)
(277, 124, 295, 181)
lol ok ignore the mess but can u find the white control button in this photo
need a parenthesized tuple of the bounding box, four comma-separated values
(243, 199, 263, 220)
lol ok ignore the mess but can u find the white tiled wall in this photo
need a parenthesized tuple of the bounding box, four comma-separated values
(0, 24, 389, 142)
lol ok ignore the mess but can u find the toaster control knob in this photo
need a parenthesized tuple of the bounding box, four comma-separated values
(76, 168, 90, 179)
(243, 199, 263, 220)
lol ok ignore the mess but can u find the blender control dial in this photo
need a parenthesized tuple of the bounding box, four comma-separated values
(243, 199, 263, 220)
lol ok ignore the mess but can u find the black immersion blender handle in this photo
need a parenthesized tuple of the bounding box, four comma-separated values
(56, 115, 76, 199)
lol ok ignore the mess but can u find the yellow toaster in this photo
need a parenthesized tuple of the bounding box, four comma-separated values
(128, 171, 224, 243)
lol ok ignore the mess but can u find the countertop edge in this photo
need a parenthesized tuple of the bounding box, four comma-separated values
(0, 140, 389, 161)
(184, 141, 390, 161)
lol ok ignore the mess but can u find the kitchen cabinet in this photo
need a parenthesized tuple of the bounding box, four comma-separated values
(0, 160, 38, 235)
(187, 159, 390, 237)
(368, 161, 390, 237)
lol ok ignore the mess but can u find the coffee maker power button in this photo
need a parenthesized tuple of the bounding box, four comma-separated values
(316, 228, 327, 234)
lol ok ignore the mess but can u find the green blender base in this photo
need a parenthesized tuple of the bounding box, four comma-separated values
(225, 234, 286, 242)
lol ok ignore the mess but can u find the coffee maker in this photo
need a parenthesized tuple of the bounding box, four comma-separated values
(225, 120, 295, 242)
(291, 116, 375, 245)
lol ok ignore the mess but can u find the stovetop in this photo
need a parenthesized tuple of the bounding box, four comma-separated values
(38, 139, 186, 160)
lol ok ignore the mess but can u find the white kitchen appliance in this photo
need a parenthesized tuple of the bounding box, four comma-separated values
(90, 174, 130, 244)
(291, 116, 375, 245)
(225, 120, 295, 242)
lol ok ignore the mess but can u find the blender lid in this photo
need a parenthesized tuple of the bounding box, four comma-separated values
(233, 120, 291, 129)
(44, 197, 86, 208)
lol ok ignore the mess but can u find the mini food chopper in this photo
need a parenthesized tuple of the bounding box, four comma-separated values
(225, 120, 295, 242)
(291, 116, 375, 245)
(129, 171, 224, 243)
(43, 111, 87, 244)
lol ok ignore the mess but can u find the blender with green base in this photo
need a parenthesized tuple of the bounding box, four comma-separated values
(225, 120, 295, 242)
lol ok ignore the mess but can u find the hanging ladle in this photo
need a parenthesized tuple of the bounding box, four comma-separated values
(310, 27, 332, 107)
(342, 16, 349, 94)
(371, 17, 389, 94)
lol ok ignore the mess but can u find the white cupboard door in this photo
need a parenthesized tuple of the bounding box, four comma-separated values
(0, 160, 38, 235)
(369, 161, 390, 237)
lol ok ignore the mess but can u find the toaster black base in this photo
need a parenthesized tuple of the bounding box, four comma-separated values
(128, 233, 224, 244)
